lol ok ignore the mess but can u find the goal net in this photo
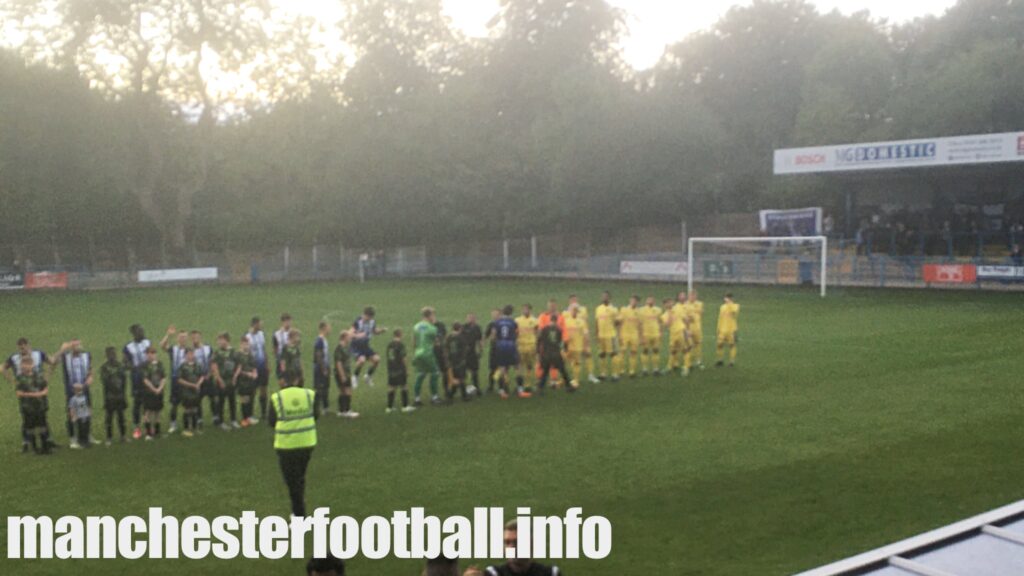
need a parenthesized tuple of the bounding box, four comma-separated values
(687, 236, 828, 297)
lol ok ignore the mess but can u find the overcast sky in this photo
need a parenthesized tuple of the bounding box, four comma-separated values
(443, 0, 960, 69)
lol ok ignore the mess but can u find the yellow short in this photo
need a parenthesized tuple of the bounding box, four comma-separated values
(717, 331, 736, 346)
(620, 336, 639, 353)
(518, 348, 537, 369)
(669, 333, 685, 350)
(690, 328, 703, 345)
(642, 335, 661, 350)
(597, 336, 616, 355)
(565, 349, 584, 364)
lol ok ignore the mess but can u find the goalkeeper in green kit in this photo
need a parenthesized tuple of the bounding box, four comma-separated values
(412, 307, 443, 406)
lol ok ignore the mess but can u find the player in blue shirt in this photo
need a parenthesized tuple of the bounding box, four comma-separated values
(351, 306, 385, 387)
(491, 305, 519, 399)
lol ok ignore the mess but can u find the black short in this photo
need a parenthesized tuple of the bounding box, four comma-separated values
(169, 382, 181, 404)
(237, 379, 258, 397)
(142, 394, 164, 412)
(451, 365, 467, 381)
(104, 398, 127, 411)
(540, 355, 567, 375)
(336, 375, 351, 391)
(256, 365, 269, 388)
(181, 396, 201, 410)
(201, 379, 217, 397)
(388, 372, 408, 387)
(22, 410, 47, 430)
(465, 353, 480, 371)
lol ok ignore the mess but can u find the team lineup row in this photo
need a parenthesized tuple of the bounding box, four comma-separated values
(6, 289, 740, 455)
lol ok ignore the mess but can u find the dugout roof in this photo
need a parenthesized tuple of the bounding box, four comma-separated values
(794, 499, 1024, 576)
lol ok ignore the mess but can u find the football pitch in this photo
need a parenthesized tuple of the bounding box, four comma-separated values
(1, 278, 1023, 575)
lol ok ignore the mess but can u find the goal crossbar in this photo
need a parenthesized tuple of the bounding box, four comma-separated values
(687, 236, 828, 297)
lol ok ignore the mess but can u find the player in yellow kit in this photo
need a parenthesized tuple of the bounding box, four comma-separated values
(681, 290, 705, 369)
(563, 305, 589, 383)
(661, 298, 686, 375)
(716, 293, 740, 367)
(515, 304, 540, 392)
(567, 294, 600, 384)
(681, 314, 695, 376)
(593, 291, 620, 381)
(617, 295, 641, 377)
(637, 296, 663, 376)
(668, 296, 694, 376)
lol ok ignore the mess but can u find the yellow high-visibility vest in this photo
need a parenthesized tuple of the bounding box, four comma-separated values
(271, 387, 317, 450)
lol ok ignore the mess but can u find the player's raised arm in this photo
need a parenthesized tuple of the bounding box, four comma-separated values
(159, 326, 176, 351)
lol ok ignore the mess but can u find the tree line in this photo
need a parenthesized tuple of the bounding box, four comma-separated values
(0, 0, 1022, 264)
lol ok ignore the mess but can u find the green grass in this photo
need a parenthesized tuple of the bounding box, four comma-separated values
(1, 279, 1023, 575)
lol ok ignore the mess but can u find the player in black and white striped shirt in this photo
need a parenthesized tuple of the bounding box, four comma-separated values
(123, 324, 151, 440)
(247, 317, 269, 423)
(160, 326, 190, 434)
(272, 313, 293, 386)
(189, 330, 213, 427)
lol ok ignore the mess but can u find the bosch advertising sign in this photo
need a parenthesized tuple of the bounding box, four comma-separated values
(775, 132, 1024, 175)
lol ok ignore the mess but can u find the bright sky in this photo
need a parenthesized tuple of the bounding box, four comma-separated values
(280, 1, 958, 70)
(440, 0, 959, 69)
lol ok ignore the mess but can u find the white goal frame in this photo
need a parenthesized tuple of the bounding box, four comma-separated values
(687, 236, 828, 298)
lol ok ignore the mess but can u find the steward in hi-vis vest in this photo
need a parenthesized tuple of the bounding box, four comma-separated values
(268, 381, 320, 517)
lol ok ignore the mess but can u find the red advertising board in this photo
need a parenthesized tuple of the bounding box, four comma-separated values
(922, 264, 976, 284)
(25, 271, 69, 290)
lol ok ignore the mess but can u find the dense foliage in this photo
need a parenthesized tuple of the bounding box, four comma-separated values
(1, 0, 1022, 259)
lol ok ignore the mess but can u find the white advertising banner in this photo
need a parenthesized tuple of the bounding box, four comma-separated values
(138, 267, 219, 283)
(977, 266, 1024, 279)
(619, 261, 688, 277)
(774, 132, 1024, 175)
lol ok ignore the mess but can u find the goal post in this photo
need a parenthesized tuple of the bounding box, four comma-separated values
(687, 236, 828, 297)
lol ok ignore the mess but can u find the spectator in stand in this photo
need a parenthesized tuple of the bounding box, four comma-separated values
(893, 222, 906, 255)
(1010, 220, 1024, 247)
(940, 220, 954, 256)
(1011, 244, 1023, 267)
(855, 221, 867, 256)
